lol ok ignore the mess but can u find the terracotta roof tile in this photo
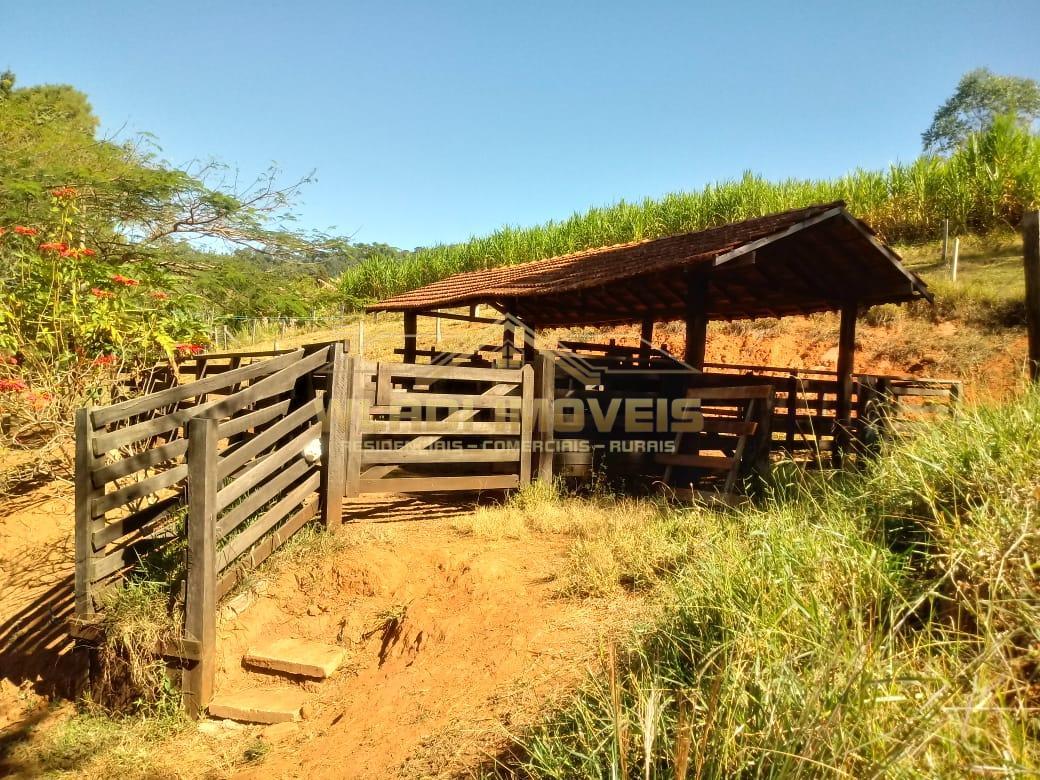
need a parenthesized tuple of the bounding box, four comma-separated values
(369, 202, 845, 312)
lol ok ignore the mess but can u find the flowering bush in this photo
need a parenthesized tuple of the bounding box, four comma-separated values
(0, 188, 208, 436)
(0, 188, 207, 368)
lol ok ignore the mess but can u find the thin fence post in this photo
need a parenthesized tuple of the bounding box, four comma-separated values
(74, 408, 101, 619)
(358, 317, 365, 359)
(534, 352, 555, 483)
(321, 343, 349, 527)
(519, 363, 534, 486)
(941, 218, 949, 265)
(951, 237, 960, 281)
(343, 356, 364, 498)
(1023, 211, 1040, 382)
(183, 416, 218, 718)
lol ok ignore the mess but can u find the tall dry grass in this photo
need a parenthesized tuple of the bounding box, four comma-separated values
(486, 388, 1040, 778)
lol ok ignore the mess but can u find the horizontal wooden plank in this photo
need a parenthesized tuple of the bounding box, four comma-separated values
(92, 494, 182, 551)
(357, 474, 520, 494)
(361, 447, 520, 465)
(91, 537, 157, 582)
(416, 309, 500, 325)
(217, 396, 323, 481)
(91, 349, 303, 427)
(93, 399, 218, 455)
(92, 437, 189, 488)
(381, 390, 521, 410)
(217, 472, 320, 572)
(216, 458, 313, 540)
(216, 420, 322, 511)
(687, 385, 774, 401)
(655, 453, 736, 470)
(362, 420, 521, 436)
(218, 398, 293, 438)
(91, 463, 187, 518)
(200, 347, 331, 421)
(701, 417, 757, 435)
(216, 499, 318, 601)
(381, 362, 523, 383)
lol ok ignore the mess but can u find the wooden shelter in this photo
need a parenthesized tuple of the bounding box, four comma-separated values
(369, 202, 933, 461)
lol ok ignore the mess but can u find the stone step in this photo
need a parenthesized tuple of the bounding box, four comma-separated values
(243, 638, 347, 679)
(208, 687, 310, 724)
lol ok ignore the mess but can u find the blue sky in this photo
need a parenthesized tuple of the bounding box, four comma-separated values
(6, 1, 1039, 249)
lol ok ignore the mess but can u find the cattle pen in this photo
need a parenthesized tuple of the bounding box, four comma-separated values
(70, 202, 962, 715)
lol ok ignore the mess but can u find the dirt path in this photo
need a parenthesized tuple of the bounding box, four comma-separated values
(221, 496, 639, 779)
(0, 491, 640, 778)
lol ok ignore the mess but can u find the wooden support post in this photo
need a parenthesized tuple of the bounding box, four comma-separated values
(1022, 211, 1040, 382)
(503, 317, 516, 363)
(832, 302, 858, 468)
(184, 416, 218, 718)
(403, 312, 417, 364)
(639, 318, 654, 366)
(343, 356, 364, 498)
(951, 238, 960, 281)
(684, 269, 709, 370)
(523, 325, 538, 364)
(320, 343, 349, 527)
(74, 408, 101, 619)
(519, 363, 535, 486)
(534, 352, 555, 483)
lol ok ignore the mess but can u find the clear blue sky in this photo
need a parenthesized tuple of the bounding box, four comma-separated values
(6, 1, 1039, 249)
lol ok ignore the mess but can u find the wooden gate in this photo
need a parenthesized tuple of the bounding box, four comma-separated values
(336, 359, 538, 497)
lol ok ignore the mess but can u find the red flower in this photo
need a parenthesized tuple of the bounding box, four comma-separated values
(93, 354, 117, 367)
(0, 228, 6, 236)
(150, 291, 170, 300)
(90, 288, 115, 299)
(0, 378, 28, 393)
(175, 343, 205, 357)
(80, 248, 96, 257)
(60, 248, 80, 258)
(50, 186, 78, 199)
(13, 226, 38, 236)
(23, 391, 53, 410)
(39, 242, 69, 253)
(1, 355, 18, 366)
(111, 274, 139, 287)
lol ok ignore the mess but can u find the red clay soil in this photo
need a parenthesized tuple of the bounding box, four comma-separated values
(220, 497, 641, 779)
(574, 316, 1028, 402)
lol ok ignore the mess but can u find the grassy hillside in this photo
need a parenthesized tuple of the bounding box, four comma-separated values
(338, 118, 1040, 307)
(474, 390, 1040, 777)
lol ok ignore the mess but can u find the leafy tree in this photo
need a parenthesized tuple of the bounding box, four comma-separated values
(923, 68, 1040, 153)
(0, 74, 319, 274)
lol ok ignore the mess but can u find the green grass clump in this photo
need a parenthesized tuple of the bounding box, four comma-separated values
(340, 119, 1040, 308)
(498, 389, 1040, 778)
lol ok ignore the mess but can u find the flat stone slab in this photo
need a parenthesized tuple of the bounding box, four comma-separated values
(208, 687, 310, 724)
(243, 638, 347, 679)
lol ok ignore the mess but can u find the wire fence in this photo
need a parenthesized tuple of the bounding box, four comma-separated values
(208, 308, 503, 362)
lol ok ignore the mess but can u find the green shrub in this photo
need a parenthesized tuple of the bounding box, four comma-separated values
(501, 390, 1040, 778)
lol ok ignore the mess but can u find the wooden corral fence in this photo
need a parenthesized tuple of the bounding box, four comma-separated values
(337, 357, 550, 496)
(72, 341, 348, 715)
(544, 340, 962, 457)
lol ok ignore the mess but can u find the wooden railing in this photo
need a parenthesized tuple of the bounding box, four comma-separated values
(73, 341, 349, 715)
(342, 357, 543, 496)
(548, 341, 962, 457)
